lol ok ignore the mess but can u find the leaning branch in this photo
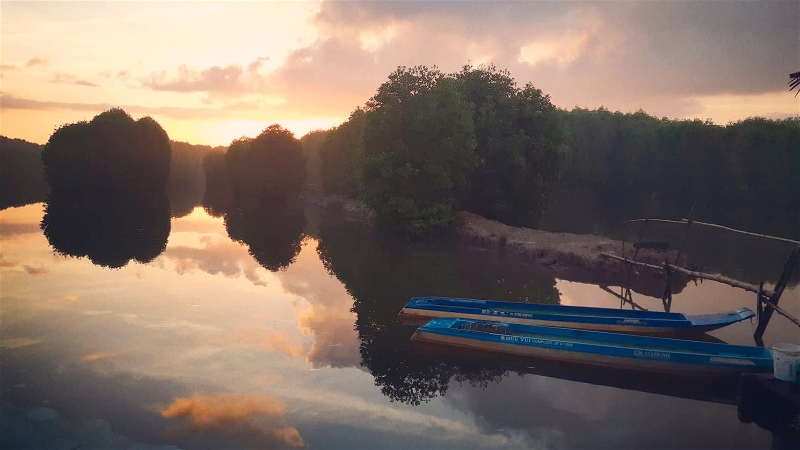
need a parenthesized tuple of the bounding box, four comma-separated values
(599, 252, 777, 297)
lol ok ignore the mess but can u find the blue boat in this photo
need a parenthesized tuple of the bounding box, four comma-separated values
(411, 318, 774, 375)
(399, 297, 755, 336)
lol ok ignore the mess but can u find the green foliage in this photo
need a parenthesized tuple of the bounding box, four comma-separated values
(300, 129, 331, 190)
(360, 67, 477, 236)
(320, 64, 569, 235)
(225, 124, 306, 202)
(0, 136, 48, 209)
(455, 65, 569, 226)
(319, 108, 367, 197)
(557, 109, 800, 238)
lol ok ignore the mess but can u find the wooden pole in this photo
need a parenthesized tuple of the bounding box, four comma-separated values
(598, 252, 777, 297)
(621, 218, 800, 246)
(754, 248, 800, 343)
(599, 285, 648, 311)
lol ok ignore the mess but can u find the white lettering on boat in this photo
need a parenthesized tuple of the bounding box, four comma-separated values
(482, 309, 534, 319)
(500, 335, 573, 347)
(617, 319, 643, 324)
(633, 349, 671, 359)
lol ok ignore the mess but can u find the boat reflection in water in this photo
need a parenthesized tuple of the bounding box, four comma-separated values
(410, 337, 743, 406)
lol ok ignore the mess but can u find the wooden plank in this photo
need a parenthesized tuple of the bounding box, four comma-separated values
(599, 252, 776, 297)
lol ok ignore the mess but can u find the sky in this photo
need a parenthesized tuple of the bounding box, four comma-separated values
(1, 1, 798, 146)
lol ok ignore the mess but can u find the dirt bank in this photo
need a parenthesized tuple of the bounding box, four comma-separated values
(457, 212, 692, 297)
(300, 193, 690, 297)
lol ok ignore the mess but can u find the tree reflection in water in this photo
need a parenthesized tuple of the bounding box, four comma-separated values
(225, 194, 306, 272)
(42, 191, 170, 269)
(316, 215, 560, 405)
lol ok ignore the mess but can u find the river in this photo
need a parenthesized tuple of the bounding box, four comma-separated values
(1, 202, 797, 449)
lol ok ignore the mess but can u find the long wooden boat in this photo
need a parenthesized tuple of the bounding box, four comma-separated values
(411, 318, 774, 375)
(399, 297, 755, 335)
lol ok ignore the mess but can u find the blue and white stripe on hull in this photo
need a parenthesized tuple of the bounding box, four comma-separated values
(411, 318, 774, 375)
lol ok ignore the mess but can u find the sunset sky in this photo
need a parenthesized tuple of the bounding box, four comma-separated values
(1, 1, 798, 146)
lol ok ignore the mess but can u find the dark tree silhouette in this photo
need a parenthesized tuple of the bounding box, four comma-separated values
(40, 108, 172, 268)
(790, 71, 800, 96)
(225, 124, 306, 202)
(0, 136, 48, 209)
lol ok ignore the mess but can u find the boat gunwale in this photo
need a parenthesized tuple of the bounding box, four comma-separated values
(404, 297, 755, 330)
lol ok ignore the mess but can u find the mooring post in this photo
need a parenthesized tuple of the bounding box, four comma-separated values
(662, 260, 673, 313)
(754, 248, 800, 345)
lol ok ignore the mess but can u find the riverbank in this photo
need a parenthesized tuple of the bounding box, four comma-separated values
(299, 192, 691, 297)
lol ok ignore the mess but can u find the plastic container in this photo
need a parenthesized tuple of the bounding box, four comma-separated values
(772, 343, 800, 382)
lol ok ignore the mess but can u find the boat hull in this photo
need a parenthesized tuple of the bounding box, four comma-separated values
(400, 297, 755, 336)
(411, 318, 773, 376)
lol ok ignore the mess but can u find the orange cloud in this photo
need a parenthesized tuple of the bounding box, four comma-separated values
(202, 326, 307, 359)
(0, 256, 17, 268)
(161, 393, 304, 448)
(23, 265, 48, 276)
(84, 352, 111, 361)
(50, 295, 78, 303)
(264, 333, 306, 358)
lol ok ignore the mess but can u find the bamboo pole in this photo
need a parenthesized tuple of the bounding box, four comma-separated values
(598, 252, 777, 297)
(621, 218, 800, 246)
(681, 219, 800, 246)
(760, 297, 800, 328)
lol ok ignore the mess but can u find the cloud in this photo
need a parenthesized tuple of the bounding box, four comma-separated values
(160, 393, 304, 448)
(51, 72, 100, 87)
(203, 326, 306, 359)
(0, 222, 43, 237)
(262, 1, 799, 120)
(162, 237, 268, 287)
(49, 295, 78, 303)
(143, 57, 270, 96)
(276, 240, 361, 369)
(24, 58, 48, 68)
(0, 93, 273, 121)
(23, 265, 48, 276)
(0, 255, 18, 268)
(0, 338, 42, 349)
(84, 352, 112, 361)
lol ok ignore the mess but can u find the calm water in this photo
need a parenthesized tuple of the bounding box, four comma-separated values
(1, 202, 798, 449)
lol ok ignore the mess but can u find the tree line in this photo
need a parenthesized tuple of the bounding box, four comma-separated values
(557, 109, 799, 237)
(314, 66, 799, 239)
(320, 65, 568, 236)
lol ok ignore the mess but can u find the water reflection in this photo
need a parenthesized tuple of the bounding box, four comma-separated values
(41, 191, 170, 268)
(225, 196, 306, 272)
(316, 215, 559, 404)
(2, 203, 788, 448)
(160, 393, 304, 448)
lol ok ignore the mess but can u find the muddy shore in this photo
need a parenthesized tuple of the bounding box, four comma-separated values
(299, 192, 691, 298)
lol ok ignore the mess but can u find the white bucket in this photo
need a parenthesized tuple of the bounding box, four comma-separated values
(772, 343, 800, 382)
